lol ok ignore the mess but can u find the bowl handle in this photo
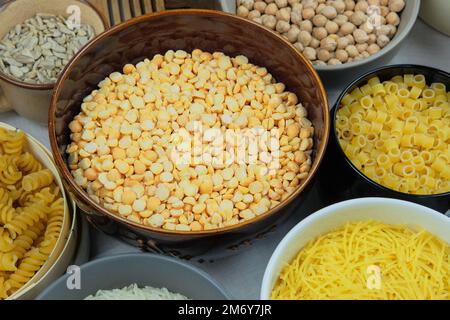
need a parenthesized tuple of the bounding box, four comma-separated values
(0, 85, 12, 112)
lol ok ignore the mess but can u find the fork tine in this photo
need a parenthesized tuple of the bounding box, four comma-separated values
(130, 0, 142, 17)
(141, 0, 154, 14)
(121, 0, 133, 19)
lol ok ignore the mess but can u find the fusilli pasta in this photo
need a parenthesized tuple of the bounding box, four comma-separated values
(0, 127, 65, 299)
(22, 169, 54, 192)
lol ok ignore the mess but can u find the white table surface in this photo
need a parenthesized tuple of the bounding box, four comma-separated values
(1, 19, 449, 300)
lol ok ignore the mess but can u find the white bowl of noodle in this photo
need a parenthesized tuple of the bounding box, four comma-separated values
(261, 198, 450, 300)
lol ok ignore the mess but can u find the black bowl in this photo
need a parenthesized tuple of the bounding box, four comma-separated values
(319, 64, 450, 213)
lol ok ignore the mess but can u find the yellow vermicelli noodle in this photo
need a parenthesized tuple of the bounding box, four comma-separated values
(336, 74, 450, 195)
(271, 221, 450, 300)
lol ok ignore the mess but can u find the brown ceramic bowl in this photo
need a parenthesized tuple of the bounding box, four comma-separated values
(49, 9, 329, 260)
(0, 0, 108, 123)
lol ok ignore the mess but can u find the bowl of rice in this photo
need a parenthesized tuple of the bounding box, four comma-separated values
(36, 253, 229, 300)
(261, 198, 450, 300)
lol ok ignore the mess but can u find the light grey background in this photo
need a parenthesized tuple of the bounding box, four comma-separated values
(1, 19, 449, 299)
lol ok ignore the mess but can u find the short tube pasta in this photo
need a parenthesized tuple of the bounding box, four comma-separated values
(337, 74, 450, 195)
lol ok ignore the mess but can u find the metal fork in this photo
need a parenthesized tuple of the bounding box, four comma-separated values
(88, 0, 166, 26)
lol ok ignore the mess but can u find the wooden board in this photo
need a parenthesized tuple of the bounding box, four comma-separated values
(88, 0, 166, 25)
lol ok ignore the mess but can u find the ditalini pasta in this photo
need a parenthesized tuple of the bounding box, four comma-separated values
(0, 128, 65, 299)
(271, 221, 450, 300)
(336, 74, 450, 195)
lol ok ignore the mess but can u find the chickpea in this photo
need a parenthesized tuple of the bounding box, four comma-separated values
(317, 49, 331, 62)
(328, 58, 342, 65)
(312, 27, 328, 40)
(386, 12, 400, 26)
(291, 10, 303, 25)
(276, 20, 291, 33)
(325, 20, 339, 34)
(376, 25, 391, 36)
(240, 0, 255, 10)
(302, 7, 315, 20)
(303, 46, 317, 60)
(339, 22, 355, 35)
(320, 36, 337, 51)
(346, 44, 359, 57)
(312, 14, 327, 27)
(299, 20, 313, 32)
(333, 14, 348, 26)
(356, 43, 368, 53)
(387, 25, 397, 37)
(237, 5, 250, 17)
(380, 5, 390, 17)
(275, 0, 288, 8)
(344, 0, 356, 11)
(336, 36, 349, 49)
(350, 11, 366, 26)
(309, 37, 320, 48)
(346, 34, 355, 44)
(335, 49, 349, 62)
(353, 29, 369, 44)
(286, 25, 301, 43)
(265, 3, 278, 15)
(293, 41, 304, 52)
(302, 0, 318, 9)
(262, 14, 277, 29)
(389, 0, 405, 12)
(367, 43, 380, 55)
(377, 34, 390, 48)
(254, 1, 267, 13)
(248, 10, 261, 20)
(354, 0, 368, 12)
(252, 17, 263, 24)
(276, 7, 291, 22)
(331, 0, 346, 14)
(298, 30, 312, 46)
(321, 6, 338, 19)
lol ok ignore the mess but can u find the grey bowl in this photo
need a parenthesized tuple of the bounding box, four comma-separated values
(36, 253, 229, 300)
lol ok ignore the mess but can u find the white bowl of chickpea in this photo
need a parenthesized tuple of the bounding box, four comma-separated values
(49, 9, 330, 258)
(231, 0, 421, 74)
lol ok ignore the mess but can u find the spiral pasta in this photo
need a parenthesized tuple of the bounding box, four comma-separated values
(4, 203, 47, 239)
(0, 203, 15, 225)
(0, 252, 18, 272)
(0, 127, 65, 299)
(0, 129, 25, 156)
(22, 169, 54, 192)
(18, 152, 42, 174)
(10, 221, 45, 260)
(0, 162, 22, 186)
(0, 275, 9, 299)
(5, 248, 48, 294)
(0, 187, 11, 205)
(0, 228, 13, 253)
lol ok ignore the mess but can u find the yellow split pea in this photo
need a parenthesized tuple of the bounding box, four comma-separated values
(67, 49, 314, 231)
